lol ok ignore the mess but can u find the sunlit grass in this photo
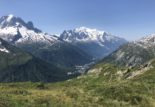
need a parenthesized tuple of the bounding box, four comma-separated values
(0, 61, 155, 107)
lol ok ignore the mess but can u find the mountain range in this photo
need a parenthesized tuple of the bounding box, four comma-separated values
(0, 14, 128, 82)
(0, 15, 92, 71)
(2, 14, 155, 84)
(0, 14, 155, 106)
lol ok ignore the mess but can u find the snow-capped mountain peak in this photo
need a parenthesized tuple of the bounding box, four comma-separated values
(0, 14, 23, 27)
(73, 27, 107, 41)
(74, 27, 104, 36)
(0, 14, 41, 32)
(60, 27, 126, 44)
(60, 27, 127, 59)
(0, 14, 58, 45)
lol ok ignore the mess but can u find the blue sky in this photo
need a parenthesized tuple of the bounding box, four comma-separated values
(0, 0, 155, 40)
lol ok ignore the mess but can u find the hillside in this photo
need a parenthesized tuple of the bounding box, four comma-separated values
(100, 34, 155, 67)
(0, 59, 155, 107)
(0, 38, 68, 82)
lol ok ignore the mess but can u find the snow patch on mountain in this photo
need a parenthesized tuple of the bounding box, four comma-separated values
(133, 33, 155, 48)
(6, 14, 14, 22)
(0, 27, 18, 35)
(0, 41, 9, 53)
(139, 34, 155, 43)
(0, 47, 9, 53)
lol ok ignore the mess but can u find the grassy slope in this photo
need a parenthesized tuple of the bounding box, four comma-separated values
(0, 61, 155, 107)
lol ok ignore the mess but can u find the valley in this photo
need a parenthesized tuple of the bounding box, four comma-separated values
(0, 14, 155, 107)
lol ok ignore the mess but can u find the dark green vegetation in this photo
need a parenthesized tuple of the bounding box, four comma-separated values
(0, 39, 68, 82)
(19, 41, 92, 70)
